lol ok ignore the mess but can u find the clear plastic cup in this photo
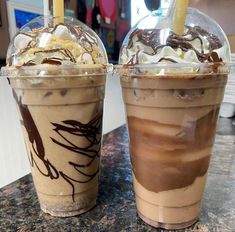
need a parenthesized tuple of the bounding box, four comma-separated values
(1, 16, 109, 217)
(117, 7, 233, 229)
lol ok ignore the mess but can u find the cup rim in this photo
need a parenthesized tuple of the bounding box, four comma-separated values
(114, 62, 235, 76)
(1, 64, 112, 78)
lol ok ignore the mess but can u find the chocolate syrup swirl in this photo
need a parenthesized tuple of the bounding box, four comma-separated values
(51, 116, 102, 159)
(126, 26, 223, 64)
(13, 90, 59, 179)
(166, 26, 222, 62)
(13, 90, 102, 202)
(51, 114, 102, 201)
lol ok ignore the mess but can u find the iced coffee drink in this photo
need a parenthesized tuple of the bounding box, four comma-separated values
(118, 8, 231, 229)
(2, 16, 108, 217)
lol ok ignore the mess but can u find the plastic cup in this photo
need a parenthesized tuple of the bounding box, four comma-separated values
(117, 7, 233, 229)
(1, 16, 109, 217)
(119, 63, 230, 229)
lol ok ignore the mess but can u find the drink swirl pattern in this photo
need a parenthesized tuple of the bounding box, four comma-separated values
(13, 90, 102, 202)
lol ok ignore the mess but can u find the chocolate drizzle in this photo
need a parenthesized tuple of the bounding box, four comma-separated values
(72, 25, 98, 53)
(42, 58, 63, 65)
(24, 60, 36, 66)
(50, 114, 102, 201)
(166, 26, 222, 63)
(34, 48, 76, 63)
(125, 26, 224, 64)
(8, 23, 102, 67)
(158, 58, 177, 63)
(127, 50, 141, 65)
(13, 90, 102, 202)
(132, 29, 162, 53)
(13, 90, 59, 179)
(51, 117, 102, 159)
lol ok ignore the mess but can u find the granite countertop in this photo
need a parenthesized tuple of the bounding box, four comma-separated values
(0, 119, 235, 232)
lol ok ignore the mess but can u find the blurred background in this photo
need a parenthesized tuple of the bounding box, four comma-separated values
(0, 0, 234, 188)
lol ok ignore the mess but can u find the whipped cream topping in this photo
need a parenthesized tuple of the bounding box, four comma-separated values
(7, 24, 106, 67)
(119, 26, 227, 65)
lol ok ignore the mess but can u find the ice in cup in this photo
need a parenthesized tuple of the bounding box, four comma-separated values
(1, 16, 108, 217)
(118, 7, 231, 229)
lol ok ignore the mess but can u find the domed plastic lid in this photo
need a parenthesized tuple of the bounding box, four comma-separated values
(119, 7, 231, 66)
(6, 16, 108, 67)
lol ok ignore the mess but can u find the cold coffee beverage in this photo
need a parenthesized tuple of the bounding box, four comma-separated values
(121, 70, 227, 229)
(118, 8, 231, 229)
(2, 17, 108, 217)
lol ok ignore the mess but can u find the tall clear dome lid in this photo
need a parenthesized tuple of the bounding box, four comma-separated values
(7, 16, 108, 67)
(119, 7, 231, 65)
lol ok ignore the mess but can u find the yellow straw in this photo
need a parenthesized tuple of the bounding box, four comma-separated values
(172, 0, 189, 35)
(53, 0, 64, 24)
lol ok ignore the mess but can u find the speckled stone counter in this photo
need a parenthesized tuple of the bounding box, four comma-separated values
(1, 121, 235, 232)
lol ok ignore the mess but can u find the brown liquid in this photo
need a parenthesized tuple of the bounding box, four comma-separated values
(10, 71, 106, 217)
(121, 73, 227, 229)
(128, 108, 218, 193)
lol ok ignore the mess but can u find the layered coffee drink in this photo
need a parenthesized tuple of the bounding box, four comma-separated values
(2, 17, 108, 217)
(121, 73, 227, 228)
(118, 8, 231, 229)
